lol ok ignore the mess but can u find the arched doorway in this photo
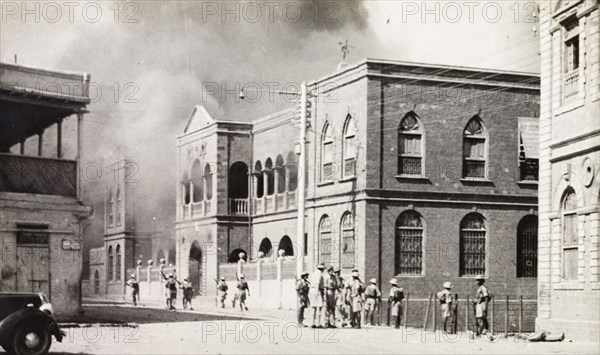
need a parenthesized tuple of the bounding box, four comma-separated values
(94, 270, 100, 295)
(189, 241, 202, 296)
(228, 249, 248, 263)
(279, 235, 294, 257)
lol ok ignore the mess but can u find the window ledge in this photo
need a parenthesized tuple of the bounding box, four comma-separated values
(459, 178, 493, 184)
(557, 98, 585, 115)
(395, 175, 429, 181)
(517, 181, 539, 186)
(553, 281, 585, 290)
(338, 176, 357, 183)
(460, 275, 487, 279)
(394, 274, 425, 278)
(317, 181, 335, 187)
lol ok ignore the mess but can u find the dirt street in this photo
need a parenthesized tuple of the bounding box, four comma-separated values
(25, 306, 598, 354)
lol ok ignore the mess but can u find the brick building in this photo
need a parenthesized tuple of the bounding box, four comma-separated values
(176, 59, 541, 308)
(537, 0, 600, 340)
(0, 62, 91, 317)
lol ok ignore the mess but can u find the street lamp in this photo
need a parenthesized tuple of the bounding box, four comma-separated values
(240, 82, 313, 276)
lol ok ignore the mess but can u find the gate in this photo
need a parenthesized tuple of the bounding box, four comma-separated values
(15, 226, 50, 294)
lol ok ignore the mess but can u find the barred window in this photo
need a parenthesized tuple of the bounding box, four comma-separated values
(342, 115, 356, 178)
(115, 244, 121, 281)
(398, 112, 423, 176)
(182, 172, 190, 205)
(107, 187, 114, 226)
(517, 215, 538, 278)
(204, 163, 213, 200)
(115, 188, 122, 226)
(319, 215, 333, 264)
(321, 123, 334, 181)
(395, 210, 424, 275)
(107, 245, 114, 281)
(463, 116, 486, 179)
(340, 212, 355, 271)
(192, 159, 204, 202)
(459, 213, 486, 276)
(562, 189, 578, 280)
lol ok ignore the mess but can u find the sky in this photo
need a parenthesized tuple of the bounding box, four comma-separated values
(0, 0, 540, 252)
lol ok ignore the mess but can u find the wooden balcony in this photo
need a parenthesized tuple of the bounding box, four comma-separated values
(0, 153, 77, 197)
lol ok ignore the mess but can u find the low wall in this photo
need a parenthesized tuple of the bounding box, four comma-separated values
(218, 257, 301, 309)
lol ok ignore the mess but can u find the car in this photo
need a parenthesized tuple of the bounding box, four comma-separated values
(0, 292, 64, 355)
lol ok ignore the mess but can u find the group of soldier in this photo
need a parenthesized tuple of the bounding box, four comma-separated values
(125, 272, 195, 311)
(296, 263, 491, 336)
(124, 263, 491, 336)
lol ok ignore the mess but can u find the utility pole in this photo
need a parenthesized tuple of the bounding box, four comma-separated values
(296, 81, 307, 277)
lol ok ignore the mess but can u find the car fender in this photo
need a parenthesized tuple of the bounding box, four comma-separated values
(0, 308, 62, 344)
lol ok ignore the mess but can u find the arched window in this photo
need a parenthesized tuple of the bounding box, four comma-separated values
(168, 248, 176, 266)
(115, 188, 122, 226)
(265, 158, 274, 195)
(517, 215, 538, 278)
(107, 187, 114, 227)
(395, 210, 424, 275)
(115, 244, 121, 281)
(340, 212, 355, 271)
(342, 115, 356, 178)
(319, 215, 333, 264)
(276, 154, 285, 193)
(321, 122, 334, 181)
(398, 112, 423, 176)
(259, 238, 272, 257)
(228, 249, 248, 263)
(463, 116, 487, 178)
(204, 163, 213, 200)
(182, 172, 190, 205)
(561, 188, 578, 280)
(191, 160, 204, 202)
(459, 213, 486, 276)
(229, 162, 249, 199)
(94, 270, 100, 294)
(286, 151, 298, 192)
(157, 249, 165, 264)
(107, 245, 114, 281)
(254, 161, 264, 198)
(279, 235, 294, 256)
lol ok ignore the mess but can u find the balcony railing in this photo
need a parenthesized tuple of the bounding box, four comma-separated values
(230, 198, 248, 215)
(0, 153, 77, 197)
(564, 70, 579, 103)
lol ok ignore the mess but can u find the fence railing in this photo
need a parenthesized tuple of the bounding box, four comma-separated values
(564, 70, 579, 102)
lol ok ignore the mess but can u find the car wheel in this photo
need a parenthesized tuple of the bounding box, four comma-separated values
(11, 321, 52, 355)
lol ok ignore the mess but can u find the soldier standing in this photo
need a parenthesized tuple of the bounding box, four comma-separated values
(126, 274, 139, 306)
(350, 270, 365, 328)
(324, 266, 338, 328)
(437, 281, 453, 333)
(216, 277, 228, 308)
(296, 271, 310, 327)
(308, 263, 325, 328)
(364, 278, 381, 326)
(181, 278, 194, 310)
(165, 274, 178, 310)
(388, 278, 404, 329)
(474, 275, 490, 335)
(233, 274, 250, 311)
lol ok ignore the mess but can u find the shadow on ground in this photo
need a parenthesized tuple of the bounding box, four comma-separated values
(58, 305, 259, 324)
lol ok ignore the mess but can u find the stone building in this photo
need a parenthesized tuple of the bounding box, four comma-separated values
(537, 0, 600, 340)
(176, 59, 541, 310)
(0, 62, 91, 317)
(85, 159, 175, 299)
